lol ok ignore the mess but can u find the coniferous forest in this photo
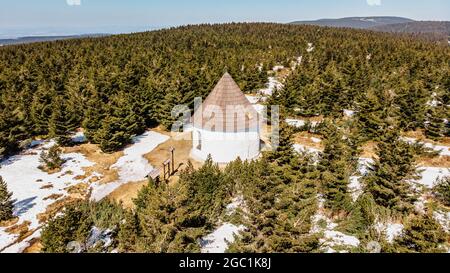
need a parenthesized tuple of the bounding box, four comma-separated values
(0, 23, 449, 253)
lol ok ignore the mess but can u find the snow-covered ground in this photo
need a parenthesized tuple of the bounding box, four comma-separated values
(0, 140, 95, 253)
(375, 222, 404, 243)
(90, 131, 169, 201)
(286, 118, 320, 128)
(71, 131, 87, 144)
(343, 109, 356, 118)
(349, 158, 374, 202)
(200, 223, 245, 253)
(258, 77, 283, 96)
(293, 144, 321, 155)
(434, 211, 450, 232)
(414, 167, 449, 188)
(311, 196, 360, 253)
(402, 137, 450, 157)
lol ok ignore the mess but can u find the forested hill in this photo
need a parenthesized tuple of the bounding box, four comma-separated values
(370, 21, 450, 42)
(290, 16, 414, 29)
(1, 23, 449, 156)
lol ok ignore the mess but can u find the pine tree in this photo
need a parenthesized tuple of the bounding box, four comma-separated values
(318, 122, 357, 213)
(41, 204, 93, 253)
(425, 104, 446, 141)
(48, 97, 76, 146)
(96, 116, 131, 153)
(82, 90, 105, 143)
(117, 211, 140, 253)
(39, 145, 65, 171)
(228, 158, 320, 253)
(433, 177, 450, 207)
(364, 127, 420, 213)
(265, 120, 295, 165)
(0, 176, 15, 222)
(393, 214, 447, 253)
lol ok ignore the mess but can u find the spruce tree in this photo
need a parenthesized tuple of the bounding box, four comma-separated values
(364, 127, 420, 213)
(48, 97, 75, 146)
(393, 214, 447, 253)
(265, 120, 295, 165)
(0, 176, 15, 222)
(39, 145, 65, 171)
(41, 204, 93, 253)
(318, 122, 357, 213)
(433, 177, 450, 207)
(425, 104, 446, 141)
(117, 211, 140, 253)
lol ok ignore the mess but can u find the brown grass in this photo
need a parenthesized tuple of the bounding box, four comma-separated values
(418, 156, 450, 168)
(144, 131, 203, 171)
(64, 144, 123, 185)
(109, 131, 204, 209)
(39, 184, 54, 190)
(403, 129, 450, 146)
(23, 238, 42, 253)
(108, 181, 148, 210)
(360, 141, 378, 159)
(5, 221, 31, 236)
(0, 217, 19, 228)
(43, 194, 64, 201)
(293, 132, 324, 151)
(37, 197, 81, 224)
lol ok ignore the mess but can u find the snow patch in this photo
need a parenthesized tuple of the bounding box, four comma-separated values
(201, 223, 245, 253)
(258, 77, 283, 96)
(0, 140, 94, 252)
(294, 144, 321, 155)
(71, 131, 87, 144)
(90, 131, 169, 201)
(286, 118, 320, 128)
(311, 206, 360, 252)
(343, 109, 356, 117)
(375, 222, 404, 243)
(402, 138, 450, 157)
(272, 65, 285, 72)
(434, 211, 450, 232)
(414, 167, 449, 188)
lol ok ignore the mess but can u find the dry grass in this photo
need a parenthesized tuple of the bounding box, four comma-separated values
(360, 141, 378, 159)
(64, 144, 123, 185)
(108, 181, 148, 210)
(5, 221, 31, 237)
(43, 194, 64, 201)
(39, 184, 54, 190)
(293, 132, 324, 151)
(144, 131, 203, 171)
(109, 131, 204, 209)
(403, 129, 450, 146)
(37, 197, 81, 224)
(0, 217, 19, 228)
(23, 238, 42, 253)
(418, 156, 450, 168)
(65, 183, 90, 199)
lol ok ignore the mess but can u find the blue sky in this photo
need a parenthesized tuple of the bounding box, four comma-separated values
(1, 0, 449, 38)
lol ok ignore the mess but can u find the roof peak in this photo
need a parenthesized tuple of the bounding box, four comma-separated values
(192, 73, 260, 132)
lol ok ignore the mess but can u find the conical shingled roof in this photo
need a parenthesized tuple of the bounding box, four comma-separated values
(192, 73, 260, 132)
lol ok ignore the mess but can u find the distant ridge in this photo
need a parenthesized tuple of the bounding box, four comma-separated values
(370, 21, 450, 35)
(290, 16, 414, 29)
(0, 34, 109, 46)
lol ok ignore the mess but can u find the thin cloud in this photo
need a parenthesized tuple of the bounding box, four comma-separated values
(366, 0, 382, 6)
(66, 0, 81, 6)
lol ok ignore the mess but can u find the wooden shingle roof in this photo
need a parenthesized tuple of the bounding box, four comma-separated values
(192, 73, 260, 132)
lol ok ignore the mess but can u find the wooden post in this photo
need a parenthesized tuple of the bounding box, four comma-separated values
(169, 147, 175, 175)
(162, 163, 166, 181)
